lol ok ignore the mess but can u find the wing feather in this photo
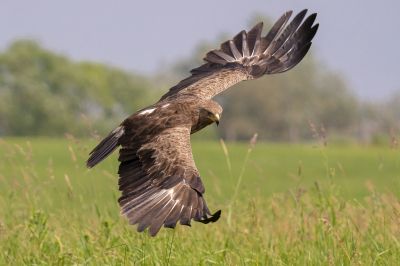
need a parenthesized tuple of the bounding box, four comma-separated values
(261, 10, 293, 52)
(220, 40, 234, 58)
(263, 9, 307, 56)
(248, 22, 263, 56)
(242, 31, 250, 57)
(117, 123, 220, 236)
(229, 40, 242, 60)
(212, 50, 236, 63)
(86, 126, 124, 168)
(159, 10, 318, 101)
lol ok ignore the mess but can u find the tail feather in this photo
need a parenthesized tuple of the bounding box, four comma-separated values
(86, 126, 124, 168)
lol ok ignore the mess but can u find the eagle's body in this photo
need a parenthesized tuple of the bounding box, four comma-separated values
(87, 10, 319, 236)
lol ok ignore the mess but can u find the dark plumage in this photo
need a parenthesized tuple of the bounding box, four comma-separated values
(87, 10, 318, 236)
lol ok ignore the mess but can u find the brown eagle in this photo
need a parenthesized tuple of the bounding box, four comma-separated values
(87, 10, 318, 236)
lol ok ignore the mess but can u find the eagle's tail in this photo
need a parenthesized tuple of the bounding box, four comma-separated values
(194, 9, 318, 77)
(86, 126, 125, 168)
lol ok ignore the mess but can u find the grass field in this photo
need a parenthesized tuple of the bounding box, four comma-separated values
(0, 137, 400, 265)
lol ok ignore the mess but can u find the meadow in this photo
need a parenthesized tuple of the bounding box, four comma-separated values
(0, 137, 400, 265)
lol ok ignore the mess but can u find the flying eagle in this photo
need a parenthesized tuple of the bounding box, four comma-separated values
(87, 10, 318, 236)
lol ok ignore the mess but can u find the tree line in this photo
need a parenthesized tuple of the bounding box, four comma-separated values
(0, 40, 156, 136)
(0, 39, 398, 143)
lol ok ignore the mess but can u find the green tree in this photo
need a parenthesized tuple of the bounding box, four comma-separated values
(0, 40, 156, 136)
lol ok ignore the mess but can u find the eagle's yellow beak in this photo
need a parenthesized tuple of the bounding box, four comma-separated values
(208, 112, 220, 126)
(214, 113, 220, 126)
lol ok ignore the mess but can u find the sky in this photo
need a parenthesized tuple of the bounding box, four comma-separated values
(0, 0, 399, 100)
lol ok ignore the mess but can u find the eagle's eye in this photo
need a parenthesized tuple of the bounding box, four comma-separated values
(206, 111, 217, 120)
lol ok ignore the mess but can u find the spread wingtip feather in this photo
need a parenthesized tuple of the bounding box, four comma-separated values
(199, 9, 318, 77)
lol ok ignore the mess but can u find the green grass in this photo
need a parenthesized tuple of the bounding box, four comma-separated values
(0, 137, 400, 265)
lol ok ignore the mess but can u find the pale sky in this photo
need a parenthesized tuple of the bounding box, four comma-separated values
(0, 0, 399, 100)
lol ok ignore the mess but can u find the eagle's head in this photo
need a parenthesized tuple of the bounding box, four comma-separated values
(191, 100, 222, 133)
(200, 100, 222, 126)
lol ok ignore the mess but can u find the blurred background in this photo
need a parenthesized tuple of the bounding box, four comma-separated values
(1, 2, 400, 264)
(0, 0, 399, 143)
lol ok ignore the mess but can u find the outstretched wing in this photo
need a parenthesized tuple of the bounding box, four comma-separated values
(118, 124, 220, 236)
(160, 9, 318, 101)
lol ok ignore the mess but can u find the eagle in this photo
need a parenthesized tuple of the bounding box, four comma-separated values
(87, 10, 318, 236)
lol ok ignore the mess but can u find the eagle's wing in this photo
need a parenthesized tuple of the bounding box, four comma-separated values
(160, 9, 318, 101)
(118, 123, 220, 236)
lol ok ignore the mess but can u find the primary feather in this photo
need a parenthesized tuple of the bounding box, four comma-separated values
(160, 9, 318, 101)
